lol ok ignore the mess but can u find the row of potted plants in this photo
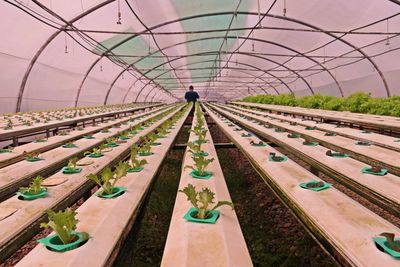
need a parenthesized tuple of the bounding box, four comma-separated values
(33, 104, 187, 252)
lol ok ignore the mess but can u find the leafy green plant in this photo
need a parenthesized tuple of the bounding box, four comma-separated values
(86, 161, 129, 195)
(40, 208, 88, 245)
(19, 176, 45, 195)
(67, 157, 78, 170)
(128, 145, 148, 169)
(84, 144, 107, 156)
(187, 141, 203, 154)
(179, 184, 233, 219)
(185, 155, 214, 176)
(138, 137, 152, 154)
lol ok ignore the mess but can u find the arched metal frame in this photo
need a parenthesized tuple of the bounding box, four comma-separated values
(15, 5, 398, 110)
(103, 35, 316, 101)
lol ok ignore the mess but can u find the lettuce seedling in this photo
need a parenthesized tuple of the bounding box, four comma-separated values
(179, 184, 233, 219)
(187, 141, 203, 154)
(86, 161, 129, 195)
(67, 157, 78, 170)
(185, 155, 214, 176)
(128, 146, 148, 169)
(19, 176, 45, 195)
(138, 137, 152, 154)
(40, 208, 88, 244)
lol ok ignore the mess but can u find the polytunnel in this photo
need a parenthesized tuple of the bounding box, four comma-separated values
(2, 1, 400, 267)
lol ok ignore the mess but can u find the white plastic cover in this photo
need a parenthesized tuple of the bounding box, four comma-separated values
(1, 0, 400, 112)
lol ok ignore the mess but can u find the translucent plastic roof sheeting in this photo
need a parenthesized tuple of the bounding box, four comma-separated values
(1, 0, 400, 112)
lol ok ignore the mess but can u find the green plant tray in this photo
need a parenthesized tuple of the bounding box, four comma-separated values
(62, 167, 82, 174)
(122, 122, 128, 125)
(274, 128, 286, 133)
(373, 237, 400, 258)
(192, 152, 209, 157)
(355, 141, 372, 146)
(250, 142, 266, 147)
(100, 130, 110, 133)
(97, 186, 127, 199)
(119, 137, 130, 140)
(287, 134, 301, 138)
(303, 141, 319, 146)
(112, 126, 120, 129)
(157, 135, 166, 138)
(139, 152, 154, 156)
(88, 153, 104, 158)
(151, 142, 162, 146)
(194, 139, 206, 144)
(305, 127, 316, 130)
(17, 188, 48, 200)
(324, 132, 337, 136)
(299, 180, 331, 191)
(128, 167, 144, 173)
(83, 135, 95, 139)
(38, 231, 88, 252)
(233, 128, 243, 131)
(26, 157, 44, 162)
(33, 140, 47, 143)
(361, 130, 372, 134)
(241, 133, 253, 137)
(62, 144, 77, 148)
(129, 131, 138, 135)
(183, 208, 219, 224)
(189, 170, 213, 179)
(107, 143, 119, 147)
(138, 127, 144, 130)
(268, 155, 288, 162)
(0, 149, 12, 153)
(361, 167, 388, 176)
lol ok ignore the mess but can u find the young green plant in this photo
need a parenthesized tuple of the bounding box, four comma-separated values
(86, 161, 129, 195)
(179, 184, 233, 219)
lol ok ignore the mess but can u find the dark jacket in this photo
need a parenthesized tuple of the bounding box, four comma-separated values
(184, 91, 199, 102)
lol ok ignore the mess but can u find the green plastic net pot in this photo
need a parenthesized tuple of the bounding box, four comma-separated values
(127, 167, 144, 173)
(37, 231, 89, 252)
(87, 153, 104, 158)
(268, 155, 288, 162)
(373, 237, 400, 258)
(17, 188, 48, 200)
(151, 142, 162, 146)
(62, 144, 77, 148)
(361, 167, 388, 176)
(62, 167, 83, 174)
(138, 152, 154, 156)
(183, 208, 219, 224)
(303, 141, 319, 146)
(189, 170, 213, 179)
(26, 157, 44, 162)
(97, 186, 127, 199)
(299, 180, 331, 191)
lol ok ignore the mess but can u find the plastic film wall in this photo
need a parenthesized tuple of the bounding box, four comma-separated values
(1, 0, 400, 113)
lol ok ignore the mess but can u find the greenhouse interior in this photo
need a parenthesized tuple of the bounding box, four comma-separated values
(0, 0, 400, 266)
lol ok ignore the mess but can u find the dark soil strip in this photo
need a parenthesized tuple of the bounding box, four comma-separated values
(114, 128, 189, 267)
(209, 125, 340, 267)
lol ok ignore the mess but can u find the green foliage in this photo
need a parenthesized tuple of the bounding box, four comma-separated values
(128, 145, 148, 169)
(86, 161, 129, 195)
(187, 141, 202, 154)
(67, 157, 77, 170)
(243, 92, 400, 117)
(185, 155, 214, 176)
(84, 144, 107, 156)
(138, 136, 152, 153)
(179, 184, 233, 219)
(19, 176, 45, 195)
(40, 208, 87, 245)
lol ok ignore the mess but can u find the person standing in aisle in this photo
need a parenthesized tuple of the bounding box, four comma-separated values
(184, 85, 200, 103)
